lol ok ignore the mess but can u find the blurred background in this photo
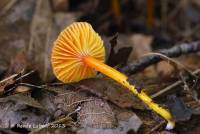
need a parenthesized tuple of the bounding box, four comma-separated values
(0, 0, 199, 82)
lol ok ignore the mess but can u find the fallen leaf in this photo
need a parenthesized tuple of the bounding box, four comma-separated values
(76, 78, 145, 110)
(78, 98, 117, 128)
(53, 89, 89, 118)
(167, 95, 192, 121)
(37, 90, 57, 115)
(77, 110, 142, 134)
(0, 94, 50, 128)
(106, 34, 132, 67)
(0, 94, 45, 110)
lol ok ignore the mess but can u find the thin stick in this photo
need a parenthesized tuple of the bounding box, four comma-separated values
(0, 74, 18, 84)
(15, 70, 35, 81)
(151, 69, 200, 98)
(120, 42, 200, 75)
(144, 52, 192, 73)
(147, 120, 165, 134)
(18, 83, 43, 89)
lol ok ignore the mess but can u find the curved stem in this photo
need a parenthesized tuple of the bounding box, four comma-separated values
(83, 56, 175, 129)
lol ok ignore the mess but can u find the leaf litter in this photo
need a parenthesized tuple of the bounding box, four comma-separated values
(0, 0, 200, 133)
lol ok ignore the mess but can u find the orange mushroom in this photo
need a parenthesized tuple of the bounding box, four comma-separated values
(51, 22, 175, 129)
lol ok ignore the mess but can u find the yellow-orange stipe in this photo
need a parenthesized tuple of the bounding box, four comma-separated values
(51, 22, 175, 129)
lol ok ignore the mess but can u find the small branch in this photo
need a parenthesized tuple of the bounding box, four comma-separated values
(18, 83, 44, 89)
(143, 52, 193, 75)
(120, 41, 200, 75)
(15, 70, 35, 81)
(151, 68, 200, 98)
(147, 120, 165, 134)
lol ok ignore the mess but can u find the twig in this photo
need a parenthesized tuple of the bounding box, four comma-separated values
(15, 70, 35, 81)
(0, 70, 35, 96)
(0, 74, 18, 85)
(64, 98, 95, 107)
(120, 41, 200, 75)
(67, 106, 81, 116)
(151, 69, 200, 98)
(147, 120, 165, 134)
(0, 69, 26, 84)
(143, 52, 193, 75)
(18, 83, 44, 89)
(143, 52, 197, 80)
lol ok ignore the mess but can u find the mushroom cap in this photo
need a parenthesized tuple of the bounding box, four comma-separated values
(51, 22, 105, 83)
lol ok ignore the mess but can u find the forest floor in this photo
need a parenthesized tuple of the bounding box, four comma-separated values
(0, 0, 200, 134)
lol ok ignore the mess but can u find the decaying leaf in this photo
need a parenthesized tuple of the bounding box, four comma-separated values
(37, 90, 57, 114)
(0, 94, 45, 110)
(167, 95, 192, 121)
(77, 107, 142, 134)
(76, 78, 145, 110)
(0, 94, 50, 128)
(53, 89, 89, 117)
(78, 98, 117, 128)
(106, 34, 132, 67)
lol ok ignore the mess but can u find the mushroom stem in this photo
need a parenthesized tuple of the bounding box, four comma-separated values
(83, 56, 175, 129)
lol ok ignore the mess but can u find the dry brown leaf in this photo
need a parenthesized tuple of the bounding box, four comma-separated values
(78, 98, 117, 128)
(0, 94, 49, 128)
(106, 34, 133, 67)
(77, 78, 145, 110)
(0, 94, 45, 110)
(53, 89, 89, 117)
(78, 107, 142, 133)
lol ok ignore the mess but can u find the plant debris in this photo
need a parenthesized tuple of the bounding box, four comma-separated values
(0, 0, 200, 133)
(121, 42, 200, 75)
